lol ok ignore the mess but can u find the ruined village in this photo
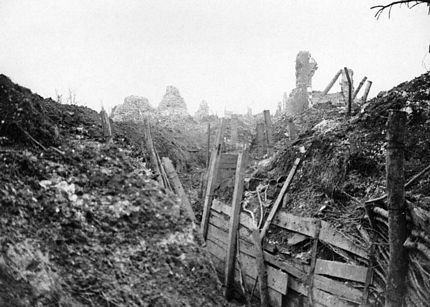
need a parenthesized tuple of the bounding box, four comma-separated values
(1, 2, 430, 307)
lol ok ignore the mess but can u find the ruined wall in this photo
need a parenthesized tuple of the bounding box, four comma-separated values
(158, 86, 188, 117)
(194, 100, 210, 121)
(295, 51, 318, 89)
(111, 95, 154, 122)
(283, 51, 317, 116)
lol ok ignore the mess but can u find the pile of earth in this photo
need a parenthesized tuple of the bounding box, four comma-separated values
(245, 71, 430, 305)
(0, 74, 230, 306)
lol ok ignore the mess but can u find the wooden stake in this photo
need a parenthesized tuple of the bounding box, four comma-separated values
(321, 69, 342, 96)
(162, 157, 196, 222)
(385, 110, 407, 307)
(344, 67, 352, 116)
(144, 120, 163, 185)
(201, 119, 225, 239)
(362, 80, 373, 102)
(263, 110, 273, 155)
(100, 107, 112, 143)
(260, 158, 301, 240)
(252, 229, 269, 307)
(224, 149, 247, 300)
(231, 117, 238, 147)
(256, 123, 266, 156)
(207, 123, 211, 167)
(352, 76, 367, 100)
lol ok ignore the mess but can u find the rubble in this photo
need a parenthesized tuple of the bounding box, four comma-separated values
(111, 95, 154, 122)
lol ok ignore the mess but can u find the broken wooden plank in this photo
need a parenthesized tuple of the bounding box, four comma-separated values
(201, 119, 225, 239)
(263, 252, 362, 304)
(260, 158, 301, 240)
(162, 157, 196, 222)
(314, 259, 368, 283)
(274, 212, 368, 259)
(207, 237, 289, 296)
(224, 150, 247, 300)
(210, 202, 254, 230)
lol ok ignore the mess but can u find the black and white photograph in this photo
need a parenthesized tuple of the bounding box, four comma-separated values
(0, 1, 429, 306)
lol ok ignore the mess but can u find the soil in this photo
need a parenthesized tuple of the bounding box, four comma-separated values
(0, 74, 231, 306)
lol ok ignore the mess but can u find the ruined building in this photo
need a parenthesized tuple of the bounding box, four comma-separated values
(194, 100, 210, 121)
(111, 95, 154, 122)
(158, 86, 188, 117)
(283, 51, 318, 115)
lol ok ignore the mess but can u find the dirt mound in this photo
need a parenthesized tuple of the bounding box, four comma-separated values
(0, 74, 228, 306)
(250, 71, 430, 305)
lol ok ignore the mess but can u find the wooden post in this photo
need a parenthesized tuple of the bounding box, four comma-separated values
(352, 76, 367, 100)
(230, 117, 238, 148)
(201, 119, 225, 239)
(100, 107, 112, 143)
(260, 158, 301, 240)
(263, 110, 273, 155)
(206, 123, 211, 167)
(344, 67, 352, 116)
(362, 80, 373, 102)
(252, 229, 269, 307)
(224, 150, 247, 300)
(144, 119, 162, 185)
(287, 118, 298, 141)
(321, 69, 342, 96)
(256, 122, 266, 156)
(385, 110, 407, 307)
(162, 157, 196, 222)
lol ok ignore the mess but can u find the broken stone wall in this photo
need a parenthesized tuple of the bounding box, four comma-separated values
(111, 95, 154, 122)
(158, 86, 189, 117)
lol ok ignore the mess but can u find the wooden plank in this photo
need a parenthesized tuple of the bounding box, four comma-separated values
(274, 212, 368, 259)
(207, 234, 288, 295)
(260, 158, 301, 240)
(210, 204, 255, 231)
(210, 211, 253, 242)
(315, 259, 368, 283)
(237, 273, 286, 307)
(288, 277, 355, 307)
(274, 212, 318, 237)
(220, 153, 238, 164)
(162, 157, 196, 222)
(201, 119, 225, 239)
(319, 221, 369, 260)
(225, 150, 247, 300)
(206, 238, 226, 261)
(263, 252, 362, 304)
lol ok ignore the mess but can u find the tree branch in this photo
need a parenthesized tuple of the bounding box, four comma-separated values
(371, 1, 430, 18)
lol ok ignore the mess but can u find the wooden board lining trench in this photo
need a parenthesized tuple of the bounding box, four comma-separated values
(206, 199, 367, 306)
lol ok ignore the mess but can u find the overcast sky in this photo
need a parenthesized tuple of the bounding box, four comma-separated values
(1, 1, 429, 115)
